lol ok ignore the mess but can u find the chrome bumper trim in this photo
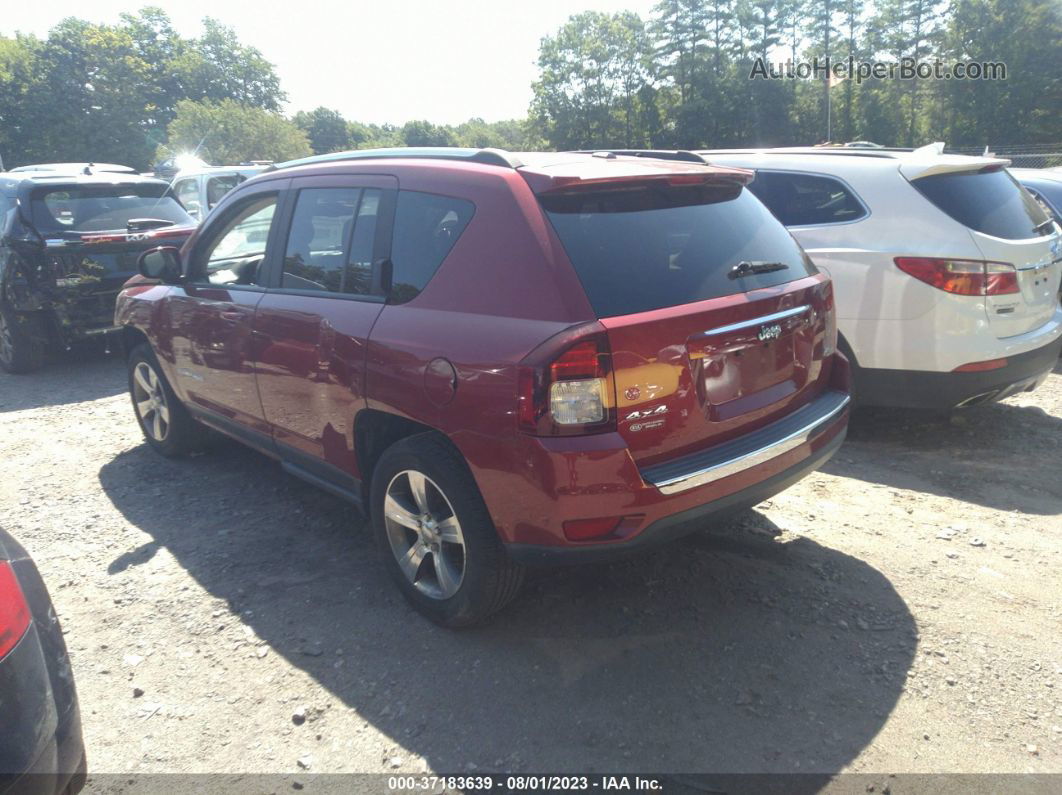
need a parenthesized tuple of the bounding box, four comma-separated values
(646, 392, 850, 495)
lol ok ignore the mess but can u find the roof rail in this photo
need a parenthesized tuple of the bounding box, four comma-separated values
(569, 149, 709, 164)
(269, 147, 524, 172)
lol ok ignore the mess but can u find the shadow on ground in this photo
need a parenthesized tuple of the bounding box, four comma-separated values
(99, 439, 915, 780)
(823, 397, 1062, 515)
(0, 346, 125, 412)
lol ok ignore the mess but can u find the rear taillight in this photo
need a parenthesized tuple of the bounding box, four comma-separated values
(518, 329, 616, 436)
(0, 562, 31, 660)
(894, 257, 1019, 296)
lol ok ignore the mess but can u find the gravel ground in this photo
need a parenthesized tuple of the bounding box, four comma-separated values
(0, 350, 1059, 781)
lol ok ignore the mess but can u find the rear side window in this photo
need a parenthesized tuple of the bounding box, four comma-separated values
(207, 175, 241, 209)
(283, 187, 381, 295)
(542, 184, 815, 318)
(747, 171, 866, 226)
(389, 191, 474, 303)
(912, 169, 1050, 240)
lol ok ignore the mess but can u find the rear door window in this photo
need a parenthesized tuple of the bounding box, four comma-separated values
(911, 169, 1050, 240)
(541, 184, 815, 318)
(746, 171, 867, 226)
(389, 191, 474, 303)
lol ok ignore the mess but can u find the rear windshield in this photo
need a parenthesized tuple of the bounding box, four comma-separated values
(31, 184, 194, 234)
(541, 184, 815, 317)
(911, 169, 1050, 240)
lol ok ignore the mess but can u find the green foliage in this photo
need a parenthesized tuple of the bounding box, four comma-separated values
(293, 107, 354, 154)
(531, 11, 654, 149)
(164, 99, 311, 164)
(1, 0, 1059, 171)
(401, 120, 459, 147)
(532, 0, 1062, 150)
(0, 7, 286, 170)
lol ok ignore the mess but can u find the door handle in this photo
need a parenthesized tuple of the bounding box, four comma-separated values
(220, 310, 244, 321)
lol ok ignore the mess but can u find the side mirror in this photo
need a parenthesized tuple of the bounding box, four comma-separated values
(137, 246, 182, 283)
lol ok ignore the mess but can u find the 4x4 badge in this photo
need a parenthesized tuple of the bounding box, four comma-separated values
(758, 323, 783, 342)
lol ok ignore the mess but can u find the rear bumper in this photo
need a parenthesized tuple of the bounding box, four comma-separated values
(507, 425, 845, 564)
(857, 335, 1062, 409)
(498, 383, 850, 565)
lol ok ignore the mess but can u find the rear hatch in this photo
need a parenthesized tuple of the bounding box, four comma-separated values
(26, 182, 196, 327)
(530, 160, 834, 467)
(903, 160, 1062, 338)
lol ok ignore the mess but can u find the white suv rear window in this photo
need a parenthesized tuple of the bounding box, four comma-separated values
(912, 169, 1050, 240)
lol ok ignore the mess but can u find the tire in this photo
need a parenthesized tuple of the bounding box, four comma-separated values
(0, 305, 46, 374)
(370, 433, 525, 628)
(127, 344, 206, 456)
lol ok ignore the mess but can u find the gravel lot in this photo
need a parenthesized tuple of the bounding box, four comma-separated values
(1, 349, 1059, 782)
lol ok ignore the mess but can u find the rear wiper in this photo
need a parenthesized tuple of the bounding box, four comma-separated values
(126, 218, 175, 231)
(728, 261, 790, 279)
(1032, 217, 1057, 236)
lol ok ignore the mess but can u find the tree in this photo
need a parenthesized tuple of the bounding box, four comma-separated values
(401, 120, 458, 147)
(531, 11, 653, 150)
(293, 107, 353, 154)
(169, 19, 285, 111)
(941, 0, 1062, 146)
(164, 99, 311, 164)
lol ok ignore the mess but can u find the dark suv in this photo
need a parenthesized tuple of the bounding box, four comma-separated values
(116, 148, 851, 626)
(0, 169, 196, 372)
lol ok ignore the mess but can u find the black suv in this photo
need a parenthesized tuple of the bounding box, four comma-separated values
(0, 168, 196, 373)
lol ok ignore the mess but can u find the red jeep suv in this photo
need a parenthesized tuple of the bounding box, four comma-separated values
(116, 148, 850, 626)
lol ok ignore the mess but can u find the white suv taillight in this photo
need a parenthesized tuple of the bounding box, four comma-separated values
(518, 331, 615, 436)
(894, 257, 1019, 296)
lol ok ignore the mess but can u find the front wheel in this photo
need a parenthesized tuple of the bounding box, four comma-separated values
(128, 344, 206, 456)
(370, 434, 525, 628)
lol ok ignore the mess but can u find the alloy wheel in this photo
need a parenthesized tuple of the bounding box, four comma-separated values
(383, 470, 466, 600)
(132, 361, 171, 442)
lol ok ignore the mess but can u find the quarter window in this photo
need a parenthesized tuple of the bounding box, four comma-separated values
(194, 194, 277, 286)
(747, 171, 867, 226)
(282, 187, 381, 295)
(389, 191, 474, 303)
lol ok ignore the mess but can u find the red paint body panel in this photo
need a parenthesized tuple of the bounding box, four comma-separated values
(115, 152, 849, 557)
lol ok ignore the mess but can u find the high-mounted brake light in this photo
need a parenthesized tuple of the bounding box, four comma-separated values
(0, 562, 31, 660)
(518, 330, 616, 436)
(894, 257, 1019, 296)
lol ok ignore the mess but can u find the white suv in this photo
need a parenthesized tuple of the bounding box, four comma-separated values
(698, 145, 1062, 409)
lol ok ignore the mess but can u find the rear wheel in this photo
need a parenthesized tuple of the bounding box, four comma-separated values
(128, 344, 206, 456)
(370, 434, 524, 627)
(0, 305, 46, 374)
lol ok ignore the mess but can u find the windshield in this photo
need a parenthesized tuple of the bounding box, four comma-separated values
(30, 184, 194, 234)
(542, 184, 815, 317)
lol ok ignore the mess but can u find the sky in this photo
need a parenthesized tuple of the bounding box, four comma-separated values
(4, 0, 657, 126)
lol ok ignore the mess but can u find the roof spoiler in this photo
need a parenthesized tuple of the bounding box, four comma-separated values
(568, 150, 710, 164)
